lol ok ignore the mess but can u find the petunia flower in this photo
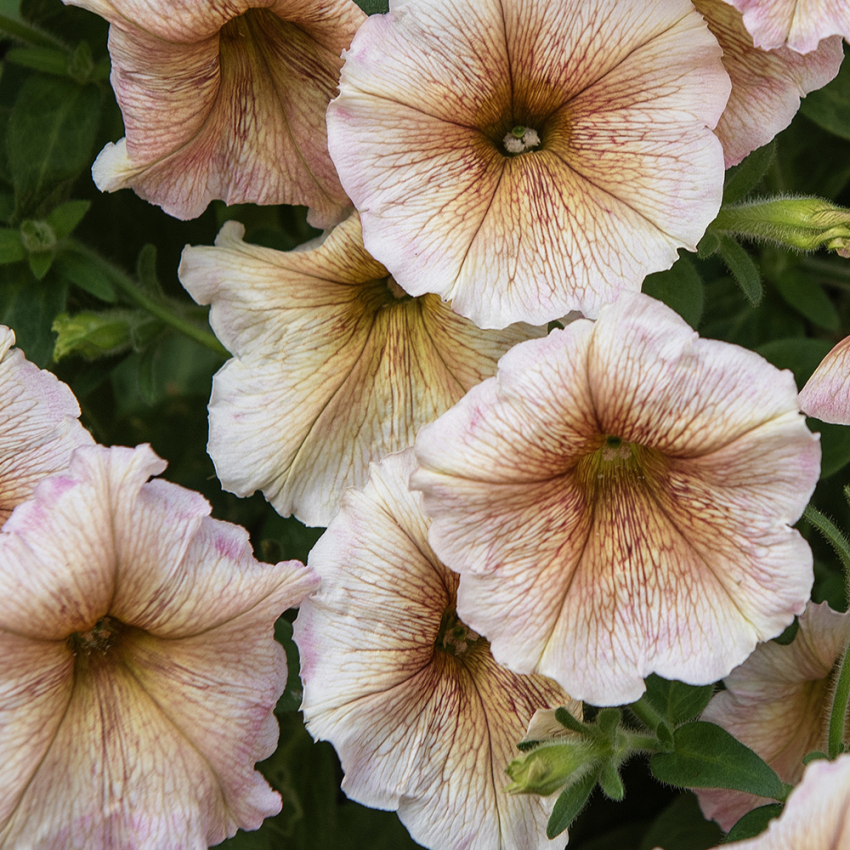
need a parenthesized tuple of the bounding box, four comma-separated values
(179, 212, 544, 527)
(721, 0, 850, 53)
(695, 0, 844, 166)
(799, 335, 850, 425)
(412, 292, 821, 706)
(65, 0, 364, 226)
(0, 444, 318, 849)
(0, 324, 92, 527)
(293, 450, 574, 850)
(696, 602, 850, 831)
(327, 0, 731, 328)
(697, 753, 850, 849)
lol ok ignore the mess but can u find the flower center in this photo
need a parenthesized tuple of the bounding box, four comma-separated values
(436, 609, 482, 658)
(503, 125, 541, 156)
(68, 615, 125, 659)
(385, 275, 411, 300)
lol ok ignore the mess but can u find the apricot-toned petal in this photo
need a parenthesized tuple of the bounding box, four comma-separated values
(696, 1, 843, 165)
(0, 636, 73, 831)
(0, 443, 316, 849)
(294, 450, 572, 850)
(722, 0, 850, 52)
(328, 0, 729, 327)
(74, 0, 364, 225)
(412, 292, 820, 706)
(180, 214, 544, 526)
(717, 754, 850, 849)
(0, 325, 93, 527)
(697, 602, 850, 830)
(799, 335, 850, 424)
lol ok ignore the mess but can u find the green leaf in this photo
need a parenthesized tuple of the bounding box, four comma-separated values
(639, 793, 724, 850)
(0, 261, 67, 366)
(650, 722, 786, 800)
(811, 420, 850, 479)
(641, 676, 715, 728)
(353, 0, 388, 13)
(546, 771, 597, 839)
(772, 617, 799, 646)
(718, 236, 763, 305)
(27, 248, 52, 279)
(757, 336, 833, 389)
(0, 227, 24, 264)
(598, 762, 624, 801)
(697, 230, 720, 258)
(4, 45, 68, 76)
(53, 250, 115, 302)
(723, 141, 776, 205)
(774, 268, 839, 331)
(274, 618, 303, 714)
(46, 199, 90, 239)
(800, 52, 850, 141)
(7, 76, 100, 214)
(135, 243, 165, 299)
(642, 251, 704, 328)
(723, 804, 783, 843)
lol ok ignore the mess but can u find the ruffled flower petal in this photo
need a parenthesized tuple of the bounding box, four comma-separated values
(328, 0, 730, 328)
(695, 0, 843, 166)
(68, 0, 364, 225)
(696, 601, 850, 830)
(0, 325, 92, 527)
(412, 292, 820, 706)
(0, 444, 318, 849)
(799, 335, 850, 425)
(707, 754, 850, 849)
(180, 213, 544, 526)
(721, 0, 850, 52)
(294, 450, 574, 850)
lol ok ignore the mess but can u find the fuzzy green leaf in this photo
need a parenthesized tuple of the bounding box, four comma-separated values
(546, 771, 597, 839)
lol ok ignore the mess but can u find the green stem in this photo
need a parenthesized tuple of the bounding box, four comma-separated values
(829, 646, 850, 758)
(0, 13, 67, 50)
(621, 732, 662, 753)
(629, 697, 666, 733)
(803, 505, 850, 605)
(66, 241, 229, 358)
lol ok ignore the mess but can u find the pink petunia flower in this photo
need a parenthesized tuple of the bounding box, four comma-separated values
(0, 444, 318, 849)
(697, 602, 850, 830)
(412, 292, 821, 705)
(327, 0, 731, 328)
(294, 450, 573, 849)
(64, 0, 364, 225)
(179, 213, 544, 527)
(0, 324, 92, 527)
(799, 335, 850, 425)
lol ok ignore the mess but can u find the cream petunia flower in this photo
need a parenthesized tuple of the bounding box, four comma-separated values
(293, 450, 574, 850)
(0, 444, 318, 849)
(721, 0, 850, 52)
(696, 602, 850, 831)
(0, 324, 92, 527)
(179, 213, 544, 527)
(695, 0, 843, 166)
(799, 335, 850, 425)
(412, 292, 821, 706)
(64, 0, 364, 225)
(701, 753, 850, 849)
(327, 0, 731, 328)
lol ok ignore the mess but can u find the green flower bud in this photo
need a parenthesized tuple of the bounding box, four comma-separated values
(505, 739, 603, 796)
(713, 197, 850, 257)
(52, 311, 136, 361)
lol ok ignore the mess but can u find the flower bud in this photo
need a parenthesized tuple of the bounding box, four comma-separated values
(505, 740, 604, 796)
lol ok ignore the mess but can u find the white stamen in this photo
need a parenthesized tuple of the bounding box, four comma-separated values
(503, 128, 541, 155)
(504, 135, 525, 154)
(522, 128, 540, 148)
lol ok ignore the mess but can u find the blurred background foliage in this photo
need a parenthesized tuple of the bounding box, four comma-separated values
(0, 0, 847, 846)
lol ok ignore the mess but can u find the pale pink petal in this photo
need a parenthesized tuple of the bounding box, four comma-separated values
(718, 754, 850, 849)
(412, 292, 820, 706)
(70, 0, 364, 225)
(0, 444, 317, 849)
(722, 0, 850, 52)
(799, 335, 850, 424)
(328, 0, 729, 328)
(697, 602, 850, 830)
(294, 450, 573, 849)
(180, 214, 545, 526)
(696, 0, 843, 165)
(0, 325, 93, 527)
